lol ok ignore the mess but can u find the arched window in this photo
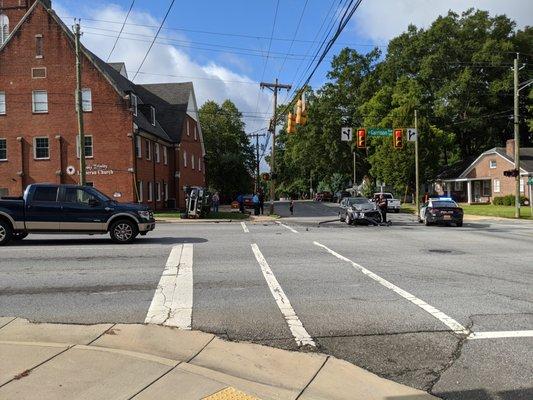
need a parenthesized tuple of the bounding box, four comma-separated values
(0, 15, 9, 46)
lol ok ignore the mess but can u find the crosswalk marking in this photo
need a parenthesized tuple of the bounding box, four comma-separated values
(314, 241, 469, 335)
(145, 244, 194, 329)
(275, 221, 299, 233)
(250, 243, 315, 347)
(468, 330, 533, 340)
(241, 222, 249, 233)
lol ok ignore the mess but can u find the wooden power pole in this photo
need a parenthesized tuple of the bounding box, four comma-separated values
(247, 132, 266, 192)
(260, 79, 291, 215)
(74, 22, 86, 186)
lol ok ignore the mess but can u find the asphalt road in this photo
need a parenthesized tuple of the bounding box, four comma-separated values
(1, 201, 532, 400)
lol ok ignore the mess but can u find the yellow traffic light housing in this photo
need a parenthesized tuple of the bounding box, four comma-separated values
(287, 112, 296, 134)
(357, 128, 367, 148)
(393, 129, 404, 149)
(296, 98, 307, 126)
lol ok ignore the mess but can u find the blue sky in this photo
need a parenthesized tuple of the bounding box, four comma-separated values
(53, 0, 532, 165)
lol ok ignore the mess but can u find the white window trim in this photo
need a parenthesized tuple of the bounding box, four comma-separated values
(0, 91, 5, 115)
(82, 88, 92, 112)
(191, 154, 195, 170)
(131, 94, 138, 116)
(156, 182, 161, 201)
(31, 67, 46, 79)
(493, 179, 500, 193)
(0, 138, 7, 161)
(489, 160, 497, 169)
(155, 143, 160, 163)
(194, 125, 197, 140)
(0, 14, 9, 47)
(76, 135, 93, 159)
(164, 182, 168, 201)
(186, 121, 190, 136)
(198, 156, 201, 172)
(137, 181, 143, 202)
(147, 181, 153, 202)
(135, 136, 142, 158)
(183, 150, 187, 167)
(33, 136, 50, 160)
(163, 146, 168, 165)
(35, 34, 43, 58)
(145, 139, 151, 160)
(32, 90, 48, 114)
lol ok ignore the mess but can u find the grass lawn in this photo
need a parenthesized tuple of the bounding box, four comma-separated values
(459, 204, 532, 219)
(154, 211, 249, 220)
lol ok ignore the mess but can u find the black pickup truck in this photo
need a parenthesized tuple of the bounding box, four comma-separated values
(0, 184, 155, 245)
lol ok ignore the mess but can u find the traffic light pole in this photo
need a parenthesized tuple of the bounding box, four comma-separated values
(260, 79, 291, 215)
(74, 22, 86, 186)
(247, 132, 266, 193)
(415, 110, 420, 218)
(513, 55, 520, 218)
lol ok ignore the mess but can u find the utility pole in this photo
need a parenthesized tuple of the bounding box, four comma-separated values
(513, 54, 520, 218)
(415, 109, 420, 218)
(74, 22, 86, 186)
(353, 150, 357, 191)
(247, 132, 266, 192)
(260, 79, 291, 214)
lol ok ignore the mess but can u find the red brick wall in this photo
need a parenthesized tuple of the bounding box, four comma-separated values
(0, 2, 140, 204)
(177, 115, 205, 208)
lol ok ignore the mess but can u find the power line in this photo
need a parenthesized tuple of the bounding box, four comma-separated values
(277, 0, 309, 79)
(106, 0, 135, 62)
(132, 0, 176, 81)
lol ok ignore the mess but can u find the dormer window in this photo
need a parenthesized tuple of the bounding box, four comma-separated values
(150, 105, 156, 126)
(0, 14, 9, 46)
(130, 94, 138, 116)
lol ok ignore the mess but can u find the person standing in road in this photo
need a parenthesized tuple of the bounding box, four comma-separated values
(378, 193, 388, 223)
(212, 191, 220, 213)
(252, 193, 260, 216)
(289, 198, 294, 216)
(258, 190, 265, 215)
(236, 193, 244, 213)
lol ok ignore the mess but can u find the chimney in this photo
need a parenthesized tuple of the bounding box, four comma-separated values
(506, 139, 515, 158)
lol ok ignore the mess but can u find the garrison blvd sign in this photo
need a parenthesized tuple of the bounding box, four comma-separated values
(368, 128, 392, 137)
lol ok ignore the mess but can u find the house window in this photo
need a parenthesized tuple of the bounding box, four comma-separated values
(0, 138, 6, 161)
(76, 135, 93, 158)
(520, 179, 525, 193)
(186, 120, 190, 136)
(198, 156, 202, 172)
(150, 106, 156, 126)
(32, 90, 48, 113)
(35, 34, 43, 58)
(489, 160, 497, 169)
(0, 91, 5, 115)
(482, 180, 491, 197)
(147, 181, 153, 201)
(183, 150, 187, 167)
(155, 143, 160, 163)
(82, 88, 92, 112)
(191, 154, 195, 170)
(155, 182, 161, 201)
(137, 181, 143, 202)
(163, 182, 168, 201)
(163, 146, 168, 165)
(454, 181, 462, 191)
(194, 125, 197, 140)
(34, 137, 49, 159)
(0, 14, 9, 46)
(31, 67, 46, 79)
(131, 94, 138, 116)
(493, 179, 500, 193)
(135, 136, 142, 158)
(145, 139, 151, 160)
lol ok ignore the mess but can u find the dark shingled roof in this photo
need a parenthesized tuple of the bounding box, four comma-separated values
(435, 157, 477, 180)
(108, 62, 127, 76)
(494, 147, 533, 173)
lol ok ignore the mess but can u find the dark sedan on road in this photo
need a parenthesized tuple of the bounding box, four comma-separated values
(419, 198, 464, 227)
(338, 197, 382, 225)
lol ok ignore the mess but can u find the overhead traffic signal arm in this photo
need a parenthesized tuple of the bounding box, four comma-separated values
(357, 128, 367, 148)
(393, 129, 404, 149)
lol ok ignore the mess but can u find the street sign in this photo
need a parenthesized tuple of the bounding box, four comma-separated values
(368, 128, 392, 137)
(528, 177, 533, 185)
(407, 128, 417, 142)
(341, 127, 353, 141)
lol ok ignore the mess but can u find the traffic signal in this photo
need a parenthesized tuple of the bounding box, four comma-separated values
(261, 173, 270, 181)
(503, 169, 519, 177)
(357, 128, 367, 148)
(393, 129, 404, 149)
(296, 99, 307, 126)
(287, 112, 296, 134)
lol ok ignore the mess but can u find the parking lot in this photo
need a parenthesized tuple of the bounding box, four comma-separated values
(1, 201, 532, 399)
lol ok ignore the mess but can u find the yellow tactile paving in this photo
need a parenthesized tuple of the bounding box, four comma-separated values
(203, 387, 261, 400)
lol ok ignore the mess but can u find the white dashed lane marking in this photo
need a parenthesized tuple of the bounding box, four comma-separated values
(314, 241, 469, 335)
(251, 243, 315, 347)
(241, 222, 249, 233)
(145, 243, 193, 329)
(276, 221, 299, 233)
(468, 330, 533, 340)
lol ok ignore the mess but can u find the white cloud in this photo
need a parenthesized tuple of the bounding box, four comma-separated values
(352, 0, 533, 43)
(54, 2, 272, 133)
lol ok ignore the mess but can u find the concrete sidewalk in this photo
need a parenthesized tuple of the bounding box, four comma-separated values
(0, 317, 437, 400)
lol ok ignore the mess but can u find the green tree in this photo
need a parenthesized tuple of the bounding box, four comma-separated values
(199, 100, 255, 200)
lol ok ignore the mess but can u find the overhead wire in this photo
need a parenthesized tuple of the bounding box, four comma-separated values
(106, 0, 135, 62)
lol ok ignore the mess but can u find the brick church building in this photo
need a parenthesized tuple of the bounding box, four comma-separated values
(0, 0, 206, 210)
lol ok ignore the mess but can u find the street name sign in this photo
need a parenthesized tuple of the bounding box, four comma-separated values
(368, 128, 392, 137)
(407, 128, 417, 142)
(341, 127, 353, 141)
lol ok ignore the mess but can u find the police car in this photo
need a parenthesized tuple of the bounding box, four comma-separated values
(419, 198, 464, 227)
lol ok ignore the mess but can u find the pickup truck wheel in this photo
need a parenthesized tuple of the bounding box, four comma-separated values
(110, 220, 138, 244)
(394, 209, 400, 213)
(12, 232, 28, 241)
(0, 220, 13, 246)
(345, 214, 352, 225)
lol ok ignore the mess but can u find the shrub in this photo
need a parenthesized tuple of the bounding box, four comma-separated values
(492, 195, 529, 206)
